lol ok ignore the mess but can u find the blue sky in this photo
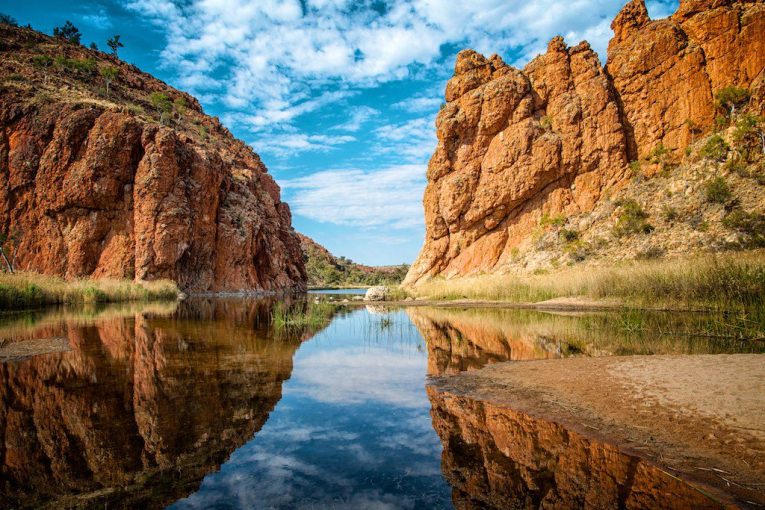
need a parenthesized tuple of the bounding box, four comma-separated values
(3, 0, 677, 265)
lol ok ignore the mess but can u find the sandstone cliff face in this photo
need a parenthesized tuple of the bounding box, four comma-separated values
(608, 0, 765, 158)
(0, 25, 305, 292)
(0, 300, 304, 508)
(406, 0, 765, 284)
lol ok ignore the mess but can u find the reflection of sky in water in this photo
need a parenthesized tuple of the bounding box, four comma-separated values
(169, 309, 451, 510)
(307, 288, 367, 295)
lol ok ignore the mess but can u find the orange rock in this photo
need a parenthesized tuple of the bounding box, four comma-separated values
(406, 0, 765, 285)
(606, 0, 765, 159)
(0, 25, 305, 292)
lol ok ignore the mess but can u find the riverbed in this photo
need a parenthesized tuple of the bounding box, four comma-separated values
(0, 299, 762, 509)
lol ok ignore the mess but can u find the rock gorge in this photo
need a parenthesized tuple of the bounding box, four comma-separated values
(405, 0, 765, 284)
(0, 24, 305, 292)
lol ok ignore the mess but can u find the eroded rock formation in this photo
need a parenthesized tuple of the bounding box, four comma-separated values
(428, 387, 726, 509)
(406, 0, 765, 284)
(0, 24, 305, 292)
(0, 300, 305, 508)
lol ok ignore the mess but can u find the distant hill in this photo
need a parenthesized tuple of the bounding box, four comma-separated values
(298, 234, 409, 288)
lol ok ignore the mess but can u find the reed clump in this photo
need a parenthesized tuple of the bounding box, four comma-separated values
(0, 271, 180, 309)
(271, 301, 335, 332)
(408, 251, 765, 309)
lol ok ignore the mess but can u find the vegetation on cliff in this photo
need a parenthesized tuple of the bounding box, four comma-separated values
(299, 234, 408, 288)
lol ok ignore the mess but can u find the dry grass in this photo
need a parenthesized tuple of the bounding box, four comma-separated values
(0, 272, 180, 309)
(407, 251, 765, 309)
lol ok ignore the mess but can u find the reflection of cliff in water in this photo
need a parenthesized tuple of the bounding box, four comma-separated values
(0, 298, 323, 509)
(408, 308, 572, 376)
(427, 387, 725, 510)
(409, 307, 765, 376)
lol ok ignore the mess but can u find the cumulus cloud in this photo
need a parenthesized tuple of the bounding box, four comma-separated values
(255, 133, 355, 158)
(279, 165, 426, 229)
(374, 118, 437, 162)
(128, 0, 680, 126)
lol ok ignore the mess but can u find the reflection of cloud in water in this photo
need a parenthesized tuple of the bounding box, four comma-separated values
(170, 308, 450, 510)
(292, 348, 426, 408)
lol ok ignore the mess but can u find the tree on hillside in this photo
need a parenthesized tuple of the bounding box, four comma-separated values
(89, 42, 98, 50)
(0, 13, 17, 26)
(107, 35, 124, 57)
(173, 96, 187, 120)
(100, 66, 119, 98)
(716, 86, 750, 116)
(53, 21, 81, 44)
(0, 230, 22, 274)
(150, 92, 173, 123)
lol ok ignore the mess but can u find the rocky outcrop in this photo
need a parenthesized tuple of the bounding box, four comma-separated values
(406, 0, 765, 284)
(428, 388, 727, 509)
(608, 0, 765, 158)
(0, 24, 305, 292)
(0, 299, 306, 508)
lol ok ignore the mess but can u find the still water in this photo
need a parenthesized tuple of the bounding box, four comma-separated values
(0, 299, 761, 509)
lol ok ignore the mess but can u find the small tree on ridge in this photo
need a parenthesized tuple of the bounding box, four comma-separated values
(53, 20, 81, 44)
(107, 35, 124, 57)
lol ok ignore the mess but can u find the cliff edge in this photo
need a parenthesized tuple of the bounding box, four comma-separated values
(0, 24, 306, 292)
(406, 0, 765, 284)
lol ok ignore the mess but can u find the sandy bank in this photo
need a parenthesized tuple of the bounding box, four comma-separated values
(429, 354, 765, 508)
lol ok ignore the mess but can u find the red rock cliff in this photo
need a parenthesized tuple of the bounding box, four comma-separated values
(406, 0, 765, 284)
(0, 25, 305, 292)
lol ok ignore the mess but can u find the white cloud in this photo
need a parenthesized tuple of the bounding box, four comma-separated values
(279, 165, 426, 229)
(374, 118, 437, 162)
(254, 133, 355, 158)
(392, 95, 442, 113)
(128, 0, 680, 127)
(81, 7, 112, 30)
(331, 105, 380, 132)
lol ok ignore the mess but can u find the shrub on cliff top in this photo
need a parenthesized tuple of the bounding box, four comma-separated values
(53, 21, 81, 45)
(0, 13, 18, 26)
(107, 34, 124, 57)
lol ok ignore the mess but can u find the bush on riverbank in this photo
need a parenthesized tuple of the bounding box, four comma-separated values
(0, 272, 180, 309)
(407, 251, 765, 309)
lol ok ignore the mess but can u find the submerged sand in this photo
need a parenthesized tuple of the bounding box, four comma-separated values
(430, 354, 765, 507)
